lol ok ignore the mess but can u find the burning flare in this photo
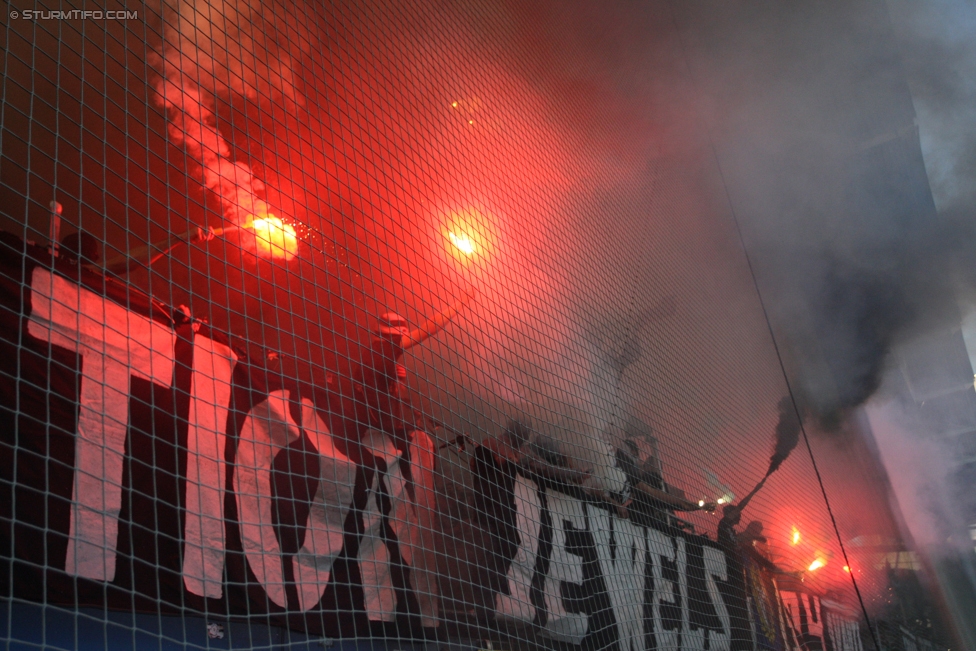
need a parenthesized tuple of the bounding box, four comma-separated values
(443, 206, 496, 265)
(247, 214, 298, 261)
(448, 231, 476, 256)
(808, 558, 826, 572)
(791, 527, 801, 546)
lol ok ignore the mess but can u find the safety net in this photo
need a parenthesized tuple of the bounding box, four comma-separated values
(0, 1, 968, 650)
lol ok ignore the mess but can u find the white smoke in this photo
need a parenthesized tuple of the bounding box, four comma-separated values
(886, 0, 976, 216)
(160, 0, 306, 102)
(865, 396, 969, 554)
(154, 77, 270, 226)
(153, 0, 309, 226)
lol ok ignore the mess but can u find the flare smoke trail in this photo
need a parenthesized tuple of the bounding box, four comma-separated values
(767, 396, 801, 477)
(728, 397, 802, 513)
(154, 76, 270, 228)
(152, 0, 309, 230)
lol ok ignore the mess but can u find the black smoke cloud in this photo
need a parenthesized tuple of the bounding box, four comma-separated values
(669, 0, 976, 426)
(768, 396, 801, 477)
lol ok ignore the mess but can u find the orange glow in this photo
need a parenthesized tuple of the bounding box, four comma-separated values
(791, 527, 801, 546)
(808, 559, 826, 572)
(449, 232, 476, 256)
(443, 207, 495, 265)
(247, 214, 298, 261)
(843, 565, 851, 573)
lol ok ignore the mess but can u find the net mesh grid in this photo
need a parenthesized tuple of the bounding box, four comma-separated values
(0, 1, 949, 651)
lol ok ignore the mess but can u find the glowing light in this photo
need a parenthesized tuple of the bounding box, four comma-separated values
(452, 101, 459, 108)
(448, 232, 476, 256)
(443, 207, 496, 266)
(716, 498, 726, 505)
(843, 565, 851, 573)
(247, 214, 298, 261)
(698, 500, 705, 507)
(791, 527, 801, 546)
(468, 119, 475, 125)
(808, 559, 826, 572)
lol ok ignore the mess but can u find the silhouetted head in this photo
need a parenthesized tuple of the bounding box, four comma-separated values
(742, 520, 767, 543)
(377, 312, 410, 340)
(504, 419, 532, 449)
(722, 504, 742, 525)
(60, 231, 101, 264)
(623, 439, 640, 458)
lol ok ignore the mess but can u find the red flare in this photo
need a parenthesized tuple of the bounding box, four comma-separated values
(443, 206, 496, 265)
(246, 214, 298, 261)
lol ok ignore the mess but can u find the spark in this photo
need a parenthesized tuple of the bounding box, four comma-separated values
(791, 527, 801, 546)
(808, 559, 826, 572)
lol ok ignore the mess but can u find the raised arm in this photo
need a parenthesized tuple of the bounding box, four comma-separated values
(521, 447, 592, 484)
(103, 226, 214, 275)
(400, 289, 474, 350)
(523, 459, 592, 484)
(635, 481, 714, 512)
(482, 435, 522, 464)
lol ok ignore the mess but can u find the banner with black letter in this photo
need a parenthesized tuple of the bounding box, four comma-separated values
(0, 234, 437, 638)
(472, 448, 749, 651)
(0, 234, 865, 650)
